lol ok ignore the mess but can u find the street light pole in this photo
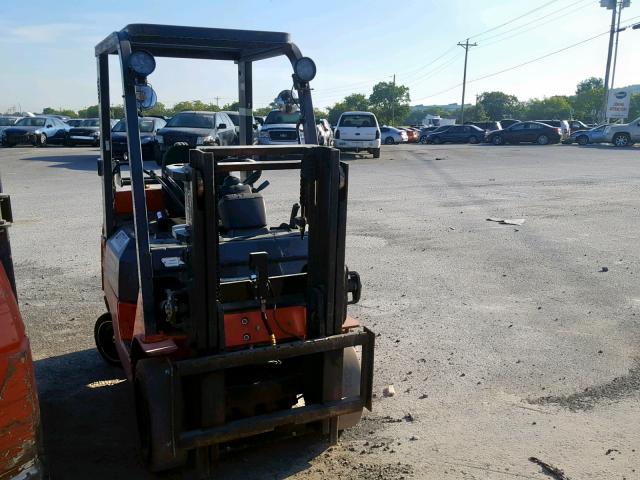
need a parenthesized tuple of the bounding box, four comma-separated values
(392, 73, 396, 126)
(610, 1, 624, 90)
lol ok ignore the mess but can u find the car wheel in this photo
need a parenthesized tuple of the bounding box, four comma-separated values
(469, 136, 479, 144)
(37, 133, 47, 147)
(492, 135, 504, 145)
(384, 137, 395, 145)
(576, 135, 589, 146)
(419, 136, 428, 144)
(613, 133, 631, 147)
(433, 136, 442, 145)
(536, 135, 549, 145)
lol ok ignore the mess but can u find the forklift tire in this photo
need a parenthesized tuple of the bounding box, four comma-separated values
(372, 148, 380, 159)
(135, 358, 187, 472)
(94, 313, 121, 366)
(338, 347, 363, 431)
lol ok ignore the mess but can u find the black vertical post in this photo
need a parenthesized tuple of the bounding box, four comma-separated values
(97, 53, 115, 236)
(116, 34, 156, 334)
(298, 83, 318, 145)
(237, 61, 253, 146)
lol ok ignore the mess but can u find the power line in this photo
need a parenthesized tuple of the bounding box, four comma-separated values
(413, 27, 613, 103)
(468, 0, 558, 39)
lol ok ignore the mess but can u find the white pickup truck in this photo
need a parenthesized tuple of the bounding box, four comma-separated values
(603, 117, 640, 147)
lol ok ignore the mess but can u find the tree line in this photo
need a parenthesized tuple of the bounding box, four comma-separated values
(6, 76, 639, 125)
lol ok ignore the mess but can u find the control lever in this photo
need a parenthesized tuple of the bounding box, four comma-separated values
(249, 251, 276, 346)
(288, 202, 307, 237)
(253, 180, 270, 193)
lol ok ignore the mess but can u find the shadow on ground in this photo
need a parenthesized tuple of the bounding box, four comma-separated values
(21, 150, 99, 171)
(35, 349, 329, 479)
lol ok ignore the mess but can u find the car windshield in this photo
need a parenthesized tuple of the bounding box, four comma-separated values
(166, 113, 215, 128)
(339, 114, 376, 127)
(264, 111, 301, 125)
(112, 119, 155, 133)
(0, 118, 16, 126)
(15, 118, 46, 127)
(82, 119, 100, 127)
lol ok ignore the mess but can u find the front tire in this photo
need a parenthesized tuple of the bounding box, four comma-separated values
(94, 313, 121, 366)
(576, 135, 589, 146)
(384, 136, 395, 145)
(536, 134, 549, 145)
(469, 136, 479, 144)
(37, 133, 47, 147)
(419, 136, 428, 144)
(433, 136, 442, 145)
(492, 135, 504, 145)
(613, 133, 631, 147)
(337, 347, 363, 431)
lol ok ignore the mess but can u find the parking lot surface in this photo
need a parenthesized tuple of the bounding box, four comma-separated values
(2, 143, 640, 479)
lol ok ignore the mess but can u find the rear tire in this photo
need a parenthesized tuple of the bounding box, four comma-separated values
(492, 135, 504, 145)
(576, 135, 589, 146)
(338, 347, 363, 431)
(536, 135, 549, 145)
(384, 137, 395, 145)
(135, 358, 187, 472)
(419, 136, 427, 144)
(94, 313, 121, 366)
(433, 136, 442, 145)
(613, 133, 631, 147)
(37, 133, 47, 147)
(469, 136, 479, 144)
(372, 148, 380, 158)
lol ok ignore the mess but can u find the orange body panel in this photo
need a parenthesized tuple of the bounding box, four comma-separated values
(224, 306, 307, 349)
(114, 184, 165, 215)
(0, 265, 41, 479)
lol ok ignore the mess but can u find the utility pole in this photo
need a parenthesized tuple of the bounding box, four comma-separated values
(458, 38, 477, 124)
(610, 2, 624, 90)
(392, 74, 396, 126)
(600, 0, 625, 121)
(214, 96, 221, 107)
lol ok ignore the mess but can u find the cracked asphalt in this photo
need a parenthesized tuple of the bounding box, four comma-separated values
(1, 142, 639, 479)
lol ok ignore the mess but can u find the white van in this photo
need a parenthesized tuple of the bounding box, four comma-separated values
(333, 111, 381, 158)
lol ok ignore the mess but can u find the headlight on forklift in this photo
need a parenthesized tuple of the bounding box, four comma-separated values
(294, 57, 316, 82)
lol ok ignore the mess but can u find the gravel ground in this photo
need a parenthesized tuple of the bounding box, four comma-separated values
(2, 142, 640, 479)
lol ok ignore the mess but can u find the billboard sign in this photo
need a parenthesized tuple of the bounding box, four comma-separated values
(606, 88, 631, 119)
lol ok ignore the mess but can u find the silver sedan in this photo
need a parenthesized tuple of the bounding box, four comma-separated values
(567, 124, 609, 145)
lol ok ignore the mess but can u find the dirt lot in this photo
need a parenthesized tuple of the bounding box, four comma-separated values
(2, 142, 640, 479)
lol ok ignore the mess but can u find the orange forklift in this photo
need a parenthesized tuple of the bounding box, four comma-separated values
(93, 24, 374, 476)
(0, 189, 43, 479)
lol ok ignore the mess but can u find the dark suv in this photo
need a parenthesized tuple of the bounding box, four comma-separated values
(111, 116, 167, 161)
(156, 111, 236, 154)
(427, 124, 486, 144)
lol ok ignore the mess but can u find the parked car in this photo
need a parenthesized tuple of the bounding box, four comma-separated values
(534, 120, 570, 141)
(569, 120, 590, 131)
(486, 121, 561, 145)
(1, 116, 70, 147)
(219, 110, 240, 143)
(0, 117, 19, 143)
(333, 111, 381, 157)
(499, 119, 520, 128)
(566, 124, 609, 145)
(379, 126, 407, 145)
(111, 116, 167, 161)
(66, 119, 85, 127)
(258, 109, 303, 145)
(602, 117, 640, 147)
(66, 118, 117, 146)
(427, 124, 486, 144)
(418, 126, 439, 144)
(399, 127, 419, 143)
(316, 118, 333, 146)
(156, 111, 236, 154)
(464, 121, 502, 132)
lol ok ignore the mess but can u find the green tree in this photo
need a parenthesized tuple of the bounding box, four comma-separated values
(327, 93, 370, 125)
(477, 92, 522, 120)
(221, 101, 240, 111)
(368, 81, 410, 126)
(570, 77, 604, 123)
(43, 107, 78, 118)
(522, 95, 572, 120)
(461, 103, 488, 122)
(628, 93, 640, 121)
(77, 105, 100, 118)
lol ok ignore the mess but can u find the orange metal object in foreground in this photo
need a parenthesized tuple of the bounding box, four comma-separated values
(0, 264, 42, 480)
(224, 306, 307, 349)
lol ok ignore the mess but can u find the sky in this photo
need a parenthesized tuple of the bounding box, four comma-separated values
(1, 0, 639, 113)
